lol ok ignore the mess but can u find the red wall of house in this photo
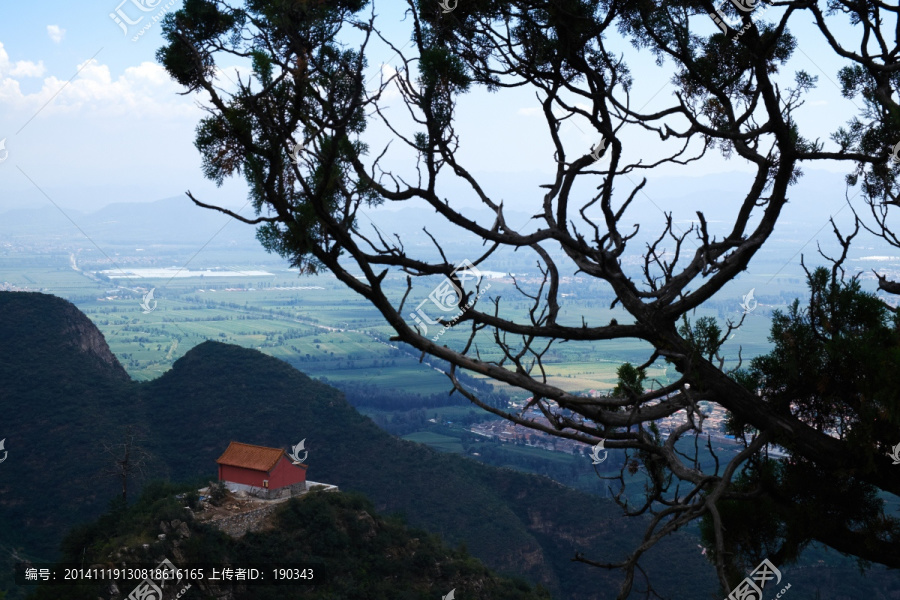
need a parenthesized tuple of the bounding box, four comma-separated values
(268, 457, 308, 489)
(218, 457, 307, 490)
(218, 464, 266, 487)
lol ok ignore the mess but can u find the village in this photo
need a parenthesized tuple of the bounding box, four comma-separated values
(468, 396, 741, 457)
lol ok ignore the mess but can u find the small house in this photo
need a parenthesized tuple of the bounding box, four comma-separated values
(216, 441, 308, 498)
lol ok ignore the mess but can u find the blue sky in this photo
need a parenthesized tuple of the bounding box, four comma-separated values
(0, 0, 245, 212)
(0, 0, 870, 225)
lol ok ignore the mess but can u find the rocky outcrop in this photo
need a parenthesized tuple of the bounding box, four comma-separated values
(57, 297, 129, 377)
(0, 291, 129, 378)
(206, 504, 280, 538)
(160, 518, 192, 539)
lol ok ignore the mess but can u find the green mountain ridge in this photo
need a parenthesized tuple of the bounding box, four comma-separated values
(0, 291, 707, 598)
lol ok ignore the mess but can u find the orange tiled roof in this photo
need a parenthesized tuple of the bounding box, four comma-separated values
(216, 441, 286, 472)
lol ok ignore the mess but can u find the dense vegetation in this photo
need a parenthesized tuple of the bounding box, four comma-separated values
(702, 269, 900, 585)
(26, 483, 549, 600)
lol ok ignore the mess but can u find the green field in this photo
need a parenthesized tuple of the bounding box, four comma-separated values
(0, 252, 793, 397)
(401, 431, 466, 453)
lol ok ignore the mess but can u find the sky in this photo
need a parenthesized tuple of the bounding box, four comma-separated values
(0, 0, 876, 233)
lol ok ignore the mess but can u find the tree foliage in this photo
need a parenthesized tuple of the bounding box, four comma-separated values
(707, 267, 900, 577)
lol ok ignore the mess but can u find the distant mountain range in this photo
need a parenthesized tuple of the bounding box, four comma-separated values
(0, 168, 854, 252)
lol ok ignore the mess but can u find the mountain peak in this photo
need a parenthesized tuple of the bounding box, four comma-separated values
(0, 291, 128, 379)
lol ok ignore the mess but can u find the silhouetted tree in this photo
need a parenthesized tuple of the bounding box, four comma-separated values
(157, 1, 900, 596)
(97, 425, 152, 502)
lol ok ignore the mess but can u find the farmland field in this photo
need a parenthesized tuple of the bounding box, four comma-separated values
(0, 250, 804, 396)
(401, 432, 465, 453)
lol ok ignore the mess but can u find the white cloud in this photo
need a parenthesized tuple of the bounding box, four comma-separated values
(0, 42, 45, 78)
(47, 25, 66, 44)
(377, 64, 403, 100)
(0, 52, 201, 119)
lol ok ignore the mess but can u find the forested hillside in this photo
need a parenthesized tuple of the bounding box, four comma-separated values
(25, 485, 550, 600)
